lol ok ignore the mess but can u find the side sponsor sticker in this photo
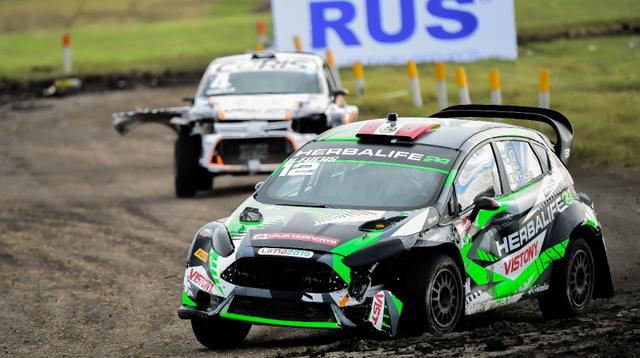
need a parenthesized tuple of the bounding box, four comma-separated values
(193, 248, 209, 262)
(185, 266, 215, 294)
(257, 247, 314, 259)
(368, 291, 385, 331)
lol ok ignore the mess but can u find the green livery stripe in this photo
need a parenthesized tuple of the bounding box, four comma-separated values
(332, 232, 383, 284)
(220, 312, 341, 329)
(585, 219, 599, 230)
(182, 292, 197, 307)
(389, 292, 403, 315)
(333, 160, 450, 174)
(270, 159, 289, 176)
(444, 169, 457, 188)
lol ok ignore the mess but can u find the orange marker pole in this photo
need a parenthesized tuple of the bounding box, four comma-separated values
(354, 61, 365, 97)
(62, 33, 72, 74)
(435, 62, 447, 109)
(489, 69, 502, 105)
(456, 66, 471, 104)
(325, 50, 342, 88)
(407, 60, 423, 107)
(257, 21, 267, 50)
(539, 69, 551, 109)
(293, 36, 303, 53)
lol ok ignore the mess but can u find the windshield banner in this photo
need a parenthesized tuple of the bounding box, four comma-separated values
(271, 0, 517, 66)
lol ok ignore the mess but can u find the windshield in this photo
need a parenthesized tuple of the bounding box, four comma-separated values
(199, 71, 322, 96)
(256, 142, 457, 210)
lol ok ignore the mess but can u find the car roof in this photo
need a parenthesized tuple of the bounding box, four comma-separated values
(207, 52, 325, 67)
(316, 117, 548, 150)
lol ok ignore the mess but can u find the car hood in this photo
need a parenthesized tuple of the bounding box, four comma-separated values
(224, 197, 413, 254)
(209, 94, 329, 121)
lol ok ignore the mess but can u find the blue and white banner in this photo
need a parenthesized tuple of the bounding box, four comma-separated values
(271, 0, 517, 66)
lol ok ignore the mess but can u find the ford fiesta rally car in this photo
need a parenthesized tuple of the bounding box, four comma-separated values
(179, 105, 613, 349)
(113, 52, 357, 197)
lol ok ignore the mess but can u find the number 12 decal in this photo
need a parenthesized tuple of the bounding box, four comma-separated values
(279, 161, 319, 176)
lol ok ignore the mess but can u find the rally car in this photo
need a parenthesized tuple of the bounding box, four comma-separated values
(113, 52, 357, 197)
(178, 105, 613, 349)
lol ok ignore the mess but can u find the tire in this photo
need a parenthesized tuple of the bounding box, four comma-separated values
(191, 318, 251, 350)
(538, 238, 595, 318)
(399, 254, 464, 335)
(174, 135, 210, 198)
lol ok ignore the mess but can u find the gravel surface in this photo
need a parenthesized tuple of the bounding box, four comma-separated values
(1, 87, 639, 357)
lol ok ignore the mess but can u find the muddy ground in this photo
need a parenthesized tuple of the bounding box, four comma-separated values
(0, 87, 639, 357)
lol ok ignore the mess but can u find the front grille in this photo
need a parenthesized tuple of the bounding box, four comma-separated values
(215, 137, 293, 165)
(220, 257, 347, 293)
(228, 296, 336, 322)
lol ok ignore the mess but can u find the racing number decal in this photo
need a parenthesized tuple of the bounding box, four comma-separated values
(279, 161, 319, 176)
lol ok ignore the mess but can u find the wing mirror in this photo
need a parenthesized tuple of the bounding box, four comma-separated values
(332, 88, 349, 97)
(469, 197, 500, 223)
(255, 181, 264, 191)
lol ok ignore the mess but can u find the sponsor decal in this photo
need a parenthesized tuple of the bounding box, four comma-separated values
(496, 196, 569, 256)
(193, 248, 209, 262)
(212, 59, 317, 73)
(528, 283, 550, 294)
(369, 291, 385, 330)
(503, 236, 541, 276)
(294, 147, 427, 162)
(252, 232, 340, 247)
(257, 247, 314, 259)
(186, 266, 215, 294)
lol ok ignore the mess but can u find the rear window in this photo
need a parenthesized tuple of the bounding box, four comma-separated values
(256, 141, 457, 211)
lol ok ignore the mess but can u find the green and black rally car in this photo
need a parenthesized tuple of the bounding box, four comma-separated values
(178, 105, 613, 349)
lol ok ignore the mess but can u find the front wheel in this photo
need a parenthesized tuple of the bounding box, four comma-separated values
(191, 318, 251, 350)
(175, 136, 211, 198)
(538, 238, 595, 318)
(400, 254, 464, 335)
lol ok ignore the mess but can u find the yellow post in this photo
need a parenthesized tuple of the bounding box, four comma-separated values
(539, 69, 551, 109)
(256, 43, 265, 51)
(407, 60, 422, 107)
(456, 67, 470, 104)
(293, 36, 303, 53)
(354, 61, 365, 97)
(435, 62, 447, 109)
(489, 69, 502, 105)
(325, 50, 342, 88)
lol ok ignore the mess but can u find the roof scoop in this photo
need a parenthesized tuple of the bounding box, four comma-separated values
(356, 115, 440, 142)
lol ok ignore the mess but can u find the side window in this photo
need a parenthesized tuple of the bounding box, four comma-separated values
(323, 64, 336, 92)
(496, 141, 543, 191)
(455, 144, 502, 210)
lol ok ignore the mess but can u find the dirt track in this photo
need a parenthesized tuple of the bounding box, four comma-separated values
(1, 87, 639, 357)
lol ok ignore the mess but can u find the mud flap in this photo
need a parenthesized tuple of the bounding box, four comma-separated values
(368, 290, 403, 337)
(113, 106, 190, 135)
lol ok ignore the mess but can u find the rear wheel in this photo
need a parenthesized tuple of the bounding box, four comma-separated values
(399, 254, 464, 335)
(538, 238, 595, 318)
(191, 318, 251, 350)
(174, 135, 211, 198)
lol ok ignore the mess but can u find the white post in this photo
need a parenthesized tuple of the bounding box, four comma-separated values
(354, 61, 365, 97)
(62, 33, 72, 74)
(456, 67, 471, 105)
(257, 21, 267, 51)
(325, 50, 342, 89)
(407, 60, 423, 107)
(435, 62, 448, 110)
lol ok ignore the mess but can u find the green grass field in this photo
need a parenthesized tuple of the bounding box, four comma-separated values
(0, 0, 638, 167)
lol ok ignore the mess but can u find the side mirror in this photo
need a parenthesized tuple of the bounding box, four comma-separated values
(212, 227, 234, 257)
(182, 96, 195, 104)
(469, 197, 500, 223)
(254, 181, 264, 191)
(332, 88, 349, 97)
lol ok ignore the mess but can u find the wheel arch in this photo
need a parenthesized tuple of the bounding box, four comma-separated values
(409, 242, 466, 281)
(569, 224, 614, 298)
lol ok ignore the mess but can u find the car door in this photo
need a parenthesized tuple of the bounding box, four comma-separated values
(460, 139, 550, 309)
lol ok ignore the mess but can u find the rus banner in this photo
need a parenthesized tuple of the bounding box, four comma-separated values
(271, 0, 518, 66)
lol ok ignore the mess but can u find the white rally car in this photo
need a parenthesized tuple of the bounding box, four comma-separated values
(113, 52, 358, 197)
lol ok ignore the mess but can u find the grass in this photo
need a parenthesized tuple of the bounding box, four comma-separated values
(339, 36, 640, 167)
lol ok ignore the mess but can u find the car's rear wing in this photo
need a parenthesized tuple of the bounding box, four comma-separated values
(432, 105, 573, 166)
(113, 106, 190, 136)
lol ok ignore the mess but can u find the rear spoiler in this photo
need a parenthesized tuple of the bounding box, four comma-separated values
(432, 105, 573, 166)
(113, 106, 190, 136)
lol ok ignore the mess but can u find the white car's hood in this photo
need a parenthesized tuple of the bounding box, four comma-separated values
(209, 94, 329, 120)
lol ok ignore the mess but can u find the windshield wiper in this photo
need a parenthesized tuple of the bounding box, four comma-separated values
(274, 202, 335, 209)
